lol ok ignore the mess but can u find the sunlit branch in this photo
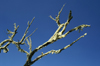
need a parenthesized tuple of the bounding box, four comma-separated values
(20, 17, 35, 43)
(29, 33, 87, 64)
(0, 4, 90, 66)
(50, 4, 65, 26)
(0, 24, 19, 53)
(24, 4, 90, 66)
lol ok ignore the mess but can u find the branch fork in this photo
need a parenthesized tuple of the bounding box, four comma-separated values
(0, 4, 90, 66)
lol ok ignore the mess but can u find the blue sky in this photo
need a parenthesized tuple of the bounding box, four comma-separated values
(0, 0, 100, 66)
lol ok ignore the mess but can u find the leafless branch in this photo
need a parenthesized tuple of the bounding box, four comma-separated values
(0, 4, 90, 66)
(50, 4, 66, 26)
(20, 17, 35, 43)
(0, 17, 37, 55)
(0, 24, 19, 53)
(24, 5, 90, 66)
(29, 33, 87, 64)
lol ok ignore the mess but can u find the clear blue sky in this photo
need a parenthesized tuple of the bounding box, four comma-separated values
(0, 0, 100, 66)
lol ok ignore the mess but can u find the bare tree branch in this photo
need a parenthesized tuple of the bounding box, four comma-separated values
(20, 17, 35, 43)
(0, 4, 90, 66)
(50, 4, 66, 26)
(0, 24, 19, 53)
(30, 33, 87, 64)
(0, 17, 37, 55)
(24, 5, 90, 66)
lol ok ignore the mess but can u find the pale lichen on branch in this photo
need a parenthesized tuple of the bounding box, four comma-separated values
(0, 4, 90, 66)
(24, 4, 90, 66)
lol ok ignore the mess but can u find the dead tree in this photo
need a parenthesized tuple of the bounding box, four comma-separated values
(0, 4, 90, 66)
